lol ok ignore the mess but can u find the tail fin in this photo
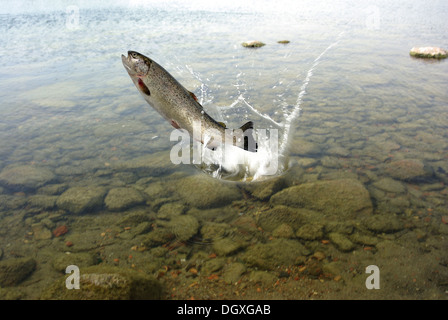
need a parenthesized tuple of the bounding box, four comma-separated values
(239, 121, 258, 152)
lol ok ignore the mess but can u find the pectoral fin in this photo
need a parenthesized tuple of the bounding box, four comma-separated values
(189, 91, 198, 102)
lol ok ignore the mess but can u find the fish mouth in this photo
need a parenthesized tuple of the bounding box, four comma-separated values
(121, 53, 132, 72)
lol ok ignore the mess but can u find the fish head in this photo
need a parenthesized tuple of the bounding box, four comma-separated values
(121, 51, 152, 77)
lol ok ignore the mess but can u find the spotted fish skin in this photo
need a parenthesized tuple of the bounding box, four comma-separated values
(122, 51, 257, 152)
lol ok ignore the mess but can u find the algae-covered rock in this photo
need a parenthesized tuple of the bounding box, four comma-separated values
(201, 222, 232, 241)
(213, 238, 244, 256)
(27, 195, 58, 209)
(104, 187, 145, 211)
(241, 239, 309, 270)
(372, 177, 406, 193)
(201, 257, 226, 275)
(245, 176, 286, 201)
(114, 151, 175, 178)
(116, 208, 152, 227)
(41, 265, 163, 300)
(142, 228, 174, 247)
(270, 179, 373, 219)
(410, 47, 447, 59)
(167, 215, 199, 242)
(157, 202, 186, 219)
(295, 223, 324, 240)
(52, 253, 97, 273)
(272, 223, 295, 239)
(175, 175, 241, 209)
(290, 138, 322, 156)
(222, 262, 246, 284)
(0, 257, 36, 287)
(363, 214, 404, 233)
(256, 205, 314, 232)
(0, 165, 55, 190)
(249, 270, 277, 285)
(31, 222, 53, 240)
(385, 159, 433, 181)
(328, 233, 355, 252)
(56, 186, 107, 214)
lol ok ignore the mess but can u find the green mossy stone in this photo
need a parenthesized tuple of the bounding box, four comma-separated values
(56, 186, 107, 214)
(0, 258, 36, 287)
(242, 239, 309, 270)
(270, 179, 373, 219)
(0, 165, 55, 190)
(104, 187, 145, 211)
(175, 175, 241, 209)
(41, 265, 163, 300)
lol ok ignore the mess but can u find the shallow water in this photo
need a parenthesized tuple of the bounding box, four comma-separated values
(0, 0, 447, 299)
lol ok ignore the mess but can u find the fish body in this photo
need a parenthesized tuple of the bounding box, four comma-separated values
(122, 51, 256, 151)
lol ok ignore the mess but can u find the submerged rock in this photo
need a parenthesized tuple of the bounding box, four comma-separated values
(270, 179, 373, 219)
(241, 238, 309, 270)
(372, 177, 406, 193)
(104, 187, 145, 211)
(213, 238, 244, 256)
(245, 176, 286, 201)
(41, 265, 162, 300)
(114, 151, 175, 178)
(0, 257, 36, 287)
(385, 159, 432, 181)
(222, 262, 246, 284)
(256, 205, 314, 232)
(410, 47, 447, 59)
(295, 223, 324, 240)
(328, 232, 355, 252)
(167, 215, 199, 242)
(0, 165, 55, 190)
(175, 175, 241, 209)
(56, 186, 107, 214)
(52, 253, 97, 273)
(249, 270, 277, 285)
(363, 214, 404, 233)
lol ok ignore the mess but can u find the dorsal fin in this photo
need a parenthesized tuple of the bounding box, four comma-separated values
(218, 122, 226, 128)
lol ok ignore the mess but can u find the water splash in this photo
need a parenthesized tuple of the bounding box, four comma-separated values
(179, 33, 344, 182)
(279, 33, 344, 156)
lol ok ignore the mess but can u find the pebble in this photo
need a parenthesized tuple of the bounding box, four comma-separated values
(52, 225, 68, 237)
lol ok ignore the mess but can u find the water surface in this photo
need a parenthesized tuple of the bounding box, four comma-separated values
(0, 0, 447, 299)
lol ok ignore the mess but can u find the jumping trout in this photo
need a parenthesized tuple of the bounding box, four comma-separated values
(121, 51, 257, 152)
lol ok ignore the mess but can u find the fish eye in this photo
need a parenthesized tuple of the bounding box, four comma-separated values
(131, 52, 138, 58)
